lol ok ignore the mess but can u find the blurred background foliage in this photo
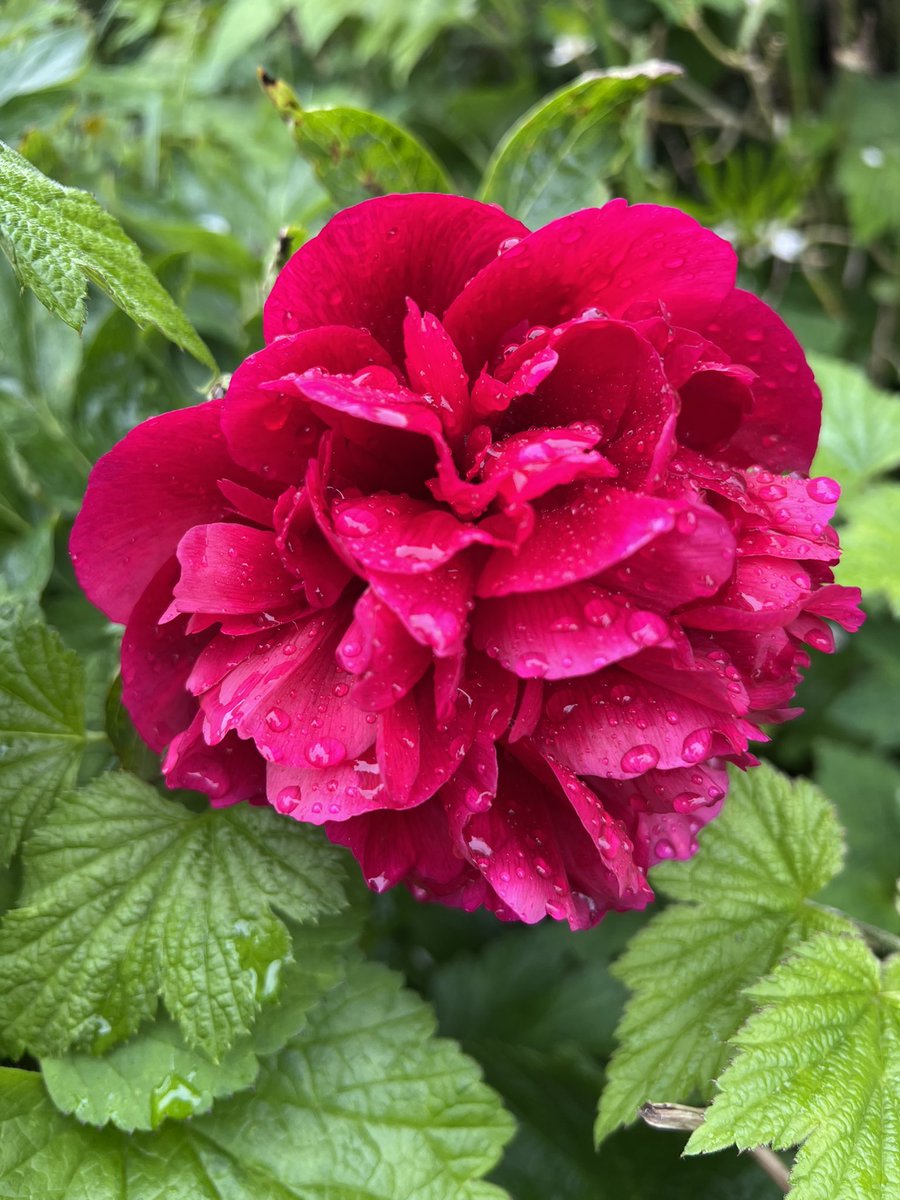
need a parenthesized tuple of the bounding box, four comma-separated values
(1, 2, 898, 1195)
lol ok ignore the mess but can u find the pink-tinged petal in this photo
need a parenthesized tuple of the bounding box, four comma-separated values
(541, 755, 653, 907)
(699, 289, 821, 472)
(221, 327, 396, 484)
(199, 606, 373, 769)
(326, 800, 489, 906)
(470, 347, 559, 419)
(329, 491, 505, 576)
(265, 747, 388, 824)
(680, 557, 813, 632)
(676, 363, 755, 454)
(534, 666, 755, 779)
(70, 400, 251, 623)
(121, 560, 211, 752)
(691, 627, 806, 713)
(473, 582, 676, 680)
(337, 590, 430, 710)
(367, 553, 478, 658)
(270, 371, 447, 448)
(377, 693, 420, 806)
(509, 679, 545, 742)
(626, 643, 750, 715)
(164, 711, 266, 807)
(433, 653, 465, 721)
(163, 524, 300, 621)
(264, 194, 528, 359)
(803, 583, 864, 632)
(445, 201, 737, 372)
(476, 484, 677, 597)
(596, 501, 736, 609)
(274, 487, 353, 608)
(218, 480, 276, 528)
(403, 301, 470, 437)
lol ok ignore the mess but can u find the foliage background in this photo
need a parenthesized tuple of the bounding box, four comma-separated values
(0, 1, 898, 1197)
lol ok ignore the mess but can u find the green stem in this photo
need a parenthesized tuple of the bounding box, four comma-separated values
(782, 0, 811, 114)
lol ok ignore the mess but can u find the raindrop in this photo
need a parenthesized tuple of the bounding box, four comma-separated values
(806, 476, 840, 504)
(274, 786, 301, 815)
(626, 610, 668, 647)
(655, 838, 676, 859)
(620, 744, 660, 774)
(682, 728, 712, 764)
(334, 506, 380, 536)
(305, 737, 347, 767)
(264, 707, 290, 732)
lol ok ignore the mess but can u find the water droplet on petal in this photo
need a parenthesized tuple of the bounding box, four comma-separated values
(620, 744, 660, 774)
(806, 476, 840, 504)
(264, 706, 290, 732)
(305, 737, 347, 767)
(682, 727, 713, 764)
(626, 610, 668, 647)
(334, 506, 380, 536)
(274, 786, 301, 815)
(655, 838, 676, 859)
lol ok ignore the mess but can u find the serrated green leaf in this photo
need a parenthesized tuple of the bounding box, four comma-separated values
(0, 142, 215, 368)
(40, 911, 359, 1131)
(836, 483, 900, 615)
(0, 603, 85, 866)
(810, 354, 900, 489)
(595, 762, 848, 1143)
(688, 932, 900, 1200)
(480, 62, 681, 226)
(0, 961, 514, 1199)
(262, 72, 451, 206)
(0, 773, 348, 1060)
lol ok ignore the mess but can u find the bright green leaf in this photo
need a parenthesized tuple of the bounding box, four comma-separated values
(40, 911, 358, 1131)
(261, 71, 451, 206)
(480, 62, 681, 225)
(0, 603, 85, 867)
(595, 762, 848, 1142)
(836, 483, 900, 615)
(0, 773, 348, 1060)
(0, 961, 514, 1199)
(810, 354, 900, 489)
(688, 932, 900, 1200)
(0, 141, 215, 368)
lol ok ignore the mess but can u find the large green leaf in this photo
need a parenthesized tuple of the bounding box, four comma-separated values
(0, 25, 91, 108)
(0, 773, 348, 1059)
(0, 142, 215, 367)
(595, 762, 848, 1142)
(810, 354, 900, 490)
(836, 483, 900, 616)
(480, 62, 681, 225)
(688, 932, 900, 1200)
(40, 913, 358, 1131)
(0, 603, 85, 867)
(0, 961, 514, 1199)
(261, 71, 451, 206)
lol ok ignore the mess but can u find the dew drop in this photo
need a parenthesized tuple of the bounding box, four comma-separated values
(682, 727, 712, 764)
(274, 786, 301, 815)
(626, 610, 668, 647)
(305, 737, 347, 767)
(334, 506, 380, 536)
(264, 706, 290, 732)
(655, 838, 676, 859)
(806, 476, 840, 504)
(620, 743, 660, 774)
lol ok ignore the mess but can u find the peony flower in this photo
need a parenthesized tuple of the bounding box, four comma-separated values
(71, 195, 862, 929)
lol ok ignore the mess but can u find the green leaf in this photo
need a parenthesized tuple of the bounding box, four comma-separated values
(480, 62, 681, 226)
(40, 912, 359, 1131)
(261, 71, 451, 206)
(0, 773, 348, 1060)
(688, 931, 900, 1200)
(836, 483, 900, 615)
(0, 603, 85, 867)
(0, 961, 514, 1199)
(0, 141, 215, 368)
(814, 740, 900, 932)
(0, 25, 92, 108)
(595, 762, 848, 1142)
(810, 354, 900, 489)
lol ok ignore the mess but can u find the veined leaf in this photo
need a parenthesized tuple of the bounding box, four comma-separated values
(688, 931, 900, 1200)
(810, 353, 900, 489)
(0, 603, 85, 867)
(480, 62, 681, 226)
(0, 142, 215, 368)
(260, 70, 451, 206)
(40, 913, 359, 1131)
(0, 773, 348, 1060)
(836, 482, 900, 615)
(595, 762, 849, 1142)
(0, 961, 514, 1200)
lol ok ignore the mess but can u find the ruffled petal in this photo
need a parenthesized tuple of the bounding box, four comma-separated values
(71, 400, 250, 623)
(265, 193, 529, 359)
(445, 200, 737, 373)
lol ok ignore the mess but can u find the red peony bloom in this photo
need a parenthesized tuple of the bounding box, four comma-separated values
(71, 195, 863, 929)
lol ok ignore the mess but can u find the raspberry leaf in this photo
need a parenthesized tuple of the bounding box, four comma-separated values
(0, 603, 86, 867)
(0, 773, 348, 1060)
(836, 483, 900, 616)
(0, 142, 215, 369)
(0, 961, 514, 1200)
(595, 762, 848, 1142)
(811, 354, 900, 489)
(688, 931, 900, 1200)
